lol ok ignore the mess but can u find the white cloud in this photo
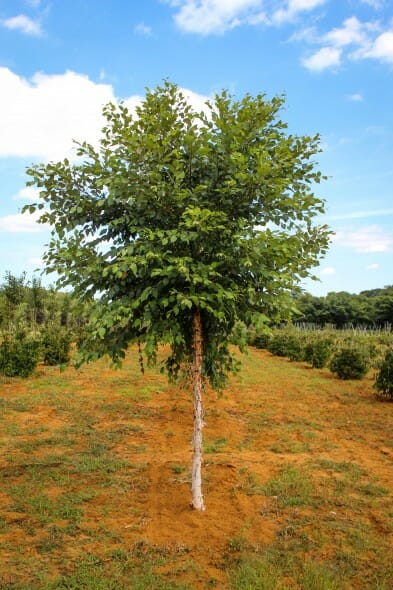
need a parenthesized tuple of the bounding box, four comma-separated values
(165, 0, 327, 35)
(300, 16, 382, 71)
(334, 225, 393, 253)
(273, 0, 326, 24)
(164, 0, 391, 65)
(0, 211, 48, 233)
(327, 208, 393, 221)
(296, 13, 393, 70)
(324, 17, 370, 48)
(348, 93, 364, 101)
(363, 30, 393, 63)
(302, 46, 341, 71)
(367, 263, 379, 270)
(287, 0, 325, 9)
(166, 0, 328, 34)
(168, 0, 264, 35)
(289, 26, 318, 43)
(134, 22, 153, 36)
(179, 87, 210, 113)
(320, 267, 336, 275)
(0, 68, 116, 160)
(12, 187, 41, 201)
(0, 14, 42, 36)
(0, 68, 210, 162)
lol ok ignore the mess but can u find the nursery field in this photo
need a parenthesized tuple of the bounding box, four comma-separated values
(0, 346, 393, 589)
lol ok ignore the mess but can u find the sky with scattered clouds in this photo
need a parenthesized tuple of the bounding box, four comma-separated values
(0, 0, 392, 295)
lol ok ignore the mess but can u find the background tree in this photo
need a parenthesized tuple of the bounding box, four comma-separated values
(296, 285, 393, 328)
(27, 275, 46, 325)
(1, 271, 27, 330)
(24, 81, 330, 510)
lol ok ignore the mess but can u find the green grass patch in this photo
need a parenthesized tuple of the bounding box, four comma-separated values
(263, 465, 314, 508)
(228, 554, 281, 590)
(204, 437, 228, 453)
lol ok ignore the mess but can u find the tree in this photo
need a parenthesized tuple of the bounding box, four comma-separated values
(28, 275, 46, 325)
(1, 271, 27, 330)
(24, 81, 330, 510)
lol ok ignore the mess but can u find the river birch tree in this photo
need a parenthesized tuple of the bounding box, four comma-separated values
(24, 81, 330, 510)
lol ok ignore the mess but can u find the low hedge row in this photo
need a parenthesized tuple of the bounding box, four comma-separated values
(0, 327, 72, 378)
(249, 327, 393, 397)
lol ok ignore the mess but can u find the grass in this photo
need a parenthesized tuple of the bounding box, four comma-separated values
(300, 560, 342, 590)
(263, 465, 314, 508)
(227, 554, 281, 590)
(1, 346, 393, 588)
(204, 436, 228, 453)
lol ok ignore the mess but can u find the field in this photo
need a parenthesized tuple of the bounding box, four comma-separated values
(1, 346, 393, 589)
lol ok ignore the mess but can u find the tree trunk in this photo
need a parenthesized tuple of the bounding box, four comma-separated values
(191, 308, 205, 511)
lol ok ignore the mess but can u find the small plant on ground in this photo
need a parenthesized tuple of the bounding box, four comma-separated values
(374, 348, 393, 400)
(228, 555, 281, 590)
(329, 346, 369, 380)
(263, 464, 313, 508)
(205, 437, 228, 453)
(300, 560, 341, 590)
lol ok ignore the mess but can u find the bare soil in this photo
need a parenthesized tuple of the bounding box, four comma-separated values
(0, 347, 392, 588)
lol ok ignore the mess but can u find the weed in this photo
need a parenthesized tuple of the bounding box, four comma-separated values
(332, 547, 359, 578)
(4, 422, 20, 436)
(227, 554, 281, 590)
(235, 469, 265, 495)
(204, 437, 228, 453)
(74, 455, 129, 474)
(35, 525, 65, 554)
(300, 560, 342, 590)
(269, 440, 311, 454)
(0, 517, 7, 533)
(315, 458, 365, 481)
(9, 398, 32, 412)
(226, 534, 250, 553)
(354, 481, 389, 497)
(263, 465, 314, 508)
(170, 464, 185, 474)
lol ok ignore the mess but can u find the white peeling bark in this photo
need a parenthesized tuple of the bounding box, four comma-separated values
(191, 308, 205, 511)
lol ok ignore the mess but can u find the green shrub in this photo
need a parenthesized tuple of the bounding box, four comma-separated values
(329, 346, 369, 380)
(0, 331, 41, 377)
(253, 330, 271, 350)
(267, 331, 304, 361)
(41, 328, 72, 366)
(267, 332, 287, 356)
(285, 335, 304, 362)
(374, 349, 393, 400)
(304, 337, 332, 369)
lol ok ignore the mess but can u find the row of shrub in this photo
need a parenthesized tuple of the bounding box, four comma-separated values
(0, 327, 72, 378)
(249, 326, 393, 399)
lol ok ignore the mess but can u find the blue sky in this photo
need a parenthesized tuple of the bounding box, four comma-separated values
(0, 0, 392, 296)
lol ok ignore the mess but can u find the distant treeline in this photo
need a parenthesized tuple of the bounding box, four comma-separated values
(0, 271, 86, 332)
(2, 271, 392, 334)
(295, 286, 393, 328)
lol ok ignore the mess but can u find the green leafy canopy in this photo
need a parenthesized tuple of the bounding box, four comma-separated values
(24, 81, 330, 387)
